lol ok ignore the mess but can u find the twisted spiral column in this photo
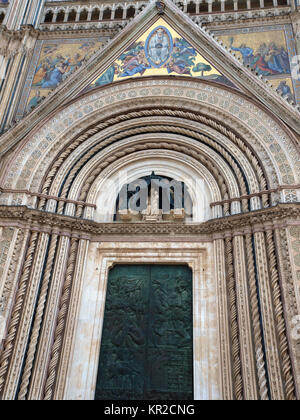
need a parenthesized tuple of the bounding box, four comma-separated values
(253, 231, 285, 399)
(17, 234, 59, 400)
(265, 230, 296, 400)
(43, 237, 78, 400)
(245, 233, 269, 400)
(0, 231, 38, 397)
(225, 236, 243, 400)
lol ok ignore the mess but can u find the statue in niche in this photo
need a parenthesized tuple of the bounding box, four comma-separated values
(116, 172, 190, 222)
(143, 188, 162, 221)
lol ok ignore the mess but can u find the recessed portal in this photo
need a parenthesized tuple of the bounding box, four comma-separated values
(114, 172, 193, 222)
(95, 264, 193, 400)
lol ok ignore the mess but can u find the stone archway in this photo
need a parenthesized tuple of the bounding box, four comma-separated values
(0, 78, 299, 401)
(91, 152, 215, 223)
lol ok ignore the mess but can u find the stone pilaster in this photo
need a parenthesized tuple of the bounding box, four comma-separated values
(54, 238, 90, 400)
(3, 0, 44, 31)
(2, 232, 48, 400)
(0, 25, 38, 131)
(291, 11, 300, 54)
(23, 0, 46, 28)
(0, 227, 29, 349)
(213, 237, 233, 400)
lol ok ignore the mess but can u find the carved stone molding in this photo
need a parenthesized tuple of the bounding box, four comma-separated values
(1, 0, 299, 154)
(2, 82, 298, 207)
(0, 204, 299, 239)
(291, 11, 300, 40)
(0, 25, 39, 58)
(0, 204, 298, 399)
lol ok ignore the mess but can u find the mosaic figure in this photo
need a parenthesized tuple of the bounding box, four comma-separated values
(119, 49, 151, 77)
(166, 38, 196, 75)
(27, 90, 44, 111)
(229, 37, 291, 76)
(94, 64, 119, 86)
(146, 27, 173, 67)
(276, 80, 294, 101)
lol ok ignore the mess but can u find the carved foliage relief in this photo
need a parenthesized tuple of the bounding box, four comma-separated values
(289, 226, 300, 290)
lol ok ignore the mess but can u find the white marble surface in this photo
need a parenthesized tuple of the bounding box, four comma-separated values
(64, 241, 221, 400)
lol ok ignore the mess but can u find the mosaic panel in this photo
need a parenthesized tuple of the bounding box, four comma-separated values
(214, 25, 300, 104)
(84, 18, 236, 93)
(17, 37, 106, 117)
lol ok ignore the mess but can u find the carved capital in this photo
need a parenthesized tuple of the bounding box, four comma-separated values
(0, 25, 39, 58)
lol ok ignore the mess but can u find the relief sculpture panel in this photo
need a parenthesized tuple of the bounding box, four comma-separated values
(95, 264, 193, 400)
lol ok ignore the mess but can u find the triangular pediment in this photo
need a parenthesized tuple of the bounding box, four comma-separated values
(1, 0, 299, 157)
(83, 18, 237, 93)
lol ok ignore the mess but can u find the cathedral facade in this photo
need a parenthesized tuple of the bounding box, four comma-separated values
(0, 0, 299, 400)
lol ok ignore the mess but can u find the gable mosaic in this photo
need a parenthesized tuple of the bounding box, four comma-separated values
(215, 25, 300, 104)
(16, 37, 106, 117)
(84, 18, 236, 94)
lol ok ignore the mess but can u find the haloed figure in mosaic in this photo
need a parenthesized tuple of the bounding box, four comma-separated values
(147, 27, 171, 66)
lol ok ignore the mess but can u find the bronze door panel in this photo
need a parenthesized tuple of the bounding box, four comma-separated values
(95, 264, 193, 400)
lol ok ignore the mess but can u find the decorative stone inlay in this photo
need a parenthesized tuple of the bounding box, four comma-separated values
(0, 203, 298, 239)
(289, 226, 300, 298)
(0, 227, 15, 313)
(1, 80, 298, 201)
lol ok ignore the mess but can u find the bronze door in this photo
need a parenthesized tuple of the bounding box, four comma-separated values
(95, 264, 193, 400)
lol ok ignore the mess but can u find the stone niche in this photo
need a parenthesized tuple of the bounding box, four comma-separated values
(116, 172, 192, 222)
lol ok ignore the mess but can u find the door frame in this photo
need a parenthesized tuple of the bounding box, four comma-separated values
(64, 240, 223, 400)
